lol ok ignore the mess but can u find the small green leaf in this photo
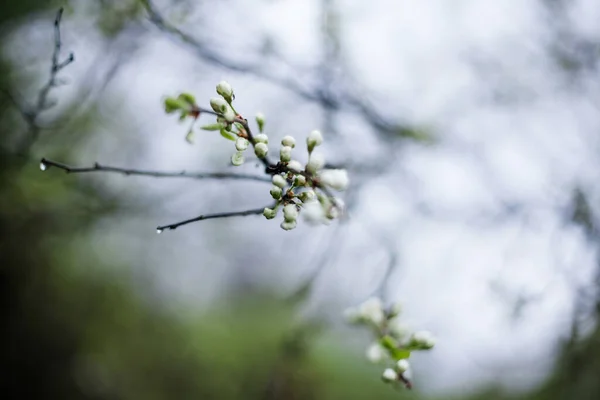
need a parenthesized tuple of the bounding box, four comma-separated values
(178, 93, 196, 106)
(185, 129, 194, 144)
(201, 123, 226, 131)
(380, 335, 410, 360)
(164, 97, 184, 114)
(220, 129, 237, 141)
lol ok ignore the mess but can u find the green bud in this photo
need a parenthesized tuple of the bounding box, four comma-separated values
(255, 113, 265, 133)
(178, 93, 196, 106)
(164, 97, 184, 114)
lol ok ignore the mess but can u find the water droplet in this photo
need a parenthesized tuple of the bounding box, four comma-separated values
(156, 228, 163, 234)
(40, 162, 47, 171)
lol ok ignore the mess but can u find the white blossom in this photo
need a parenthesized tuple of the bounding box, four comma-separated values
(287, 160, 303, 173)
(235, 137, 249, 151)
(270, 185, 282, 200)
(307, 129, 323, 151)
(281, 135, 296, 148)
(272, 174, 287, 188)
(319, 169, 349, 191)
(280, 220, 297, 231)
(255, 142, 268, 158)
(283, 204, 299, 222)
(411, 331, 436, 349)
(263, 207, 277, 219)
(209, 97, 228, 113)
(387, 317, 408, 340)
(306, 153, 325, 174)
(396, 359, 410, 373)
(302, 200, 327, 225)
(216, 80, 233, 99)
(357, 297, 385, 325)
(299, 190, 315, 203)
(280, 145, 292, 162)
(231, 151, 244, 166)
(382, 368, 398, 383)
(254, 134, 269, 144)
(294, 175, 306, 186)
(366, 343, 387, 364)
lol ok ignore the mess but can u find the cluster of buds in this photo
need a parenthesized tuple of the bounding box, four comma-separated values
(262, 129, 349, 230)
(344, 297, 436, 389)
(163, 81, 350, 231)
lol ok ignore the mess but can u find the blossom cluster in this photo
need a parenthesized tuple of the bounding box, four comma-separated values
(163, 81, 349, 231)
(344, 297, 436, 389)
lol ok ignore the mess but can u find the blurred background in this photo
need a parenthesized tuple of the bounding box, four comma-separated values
(2, 0, 600, 399)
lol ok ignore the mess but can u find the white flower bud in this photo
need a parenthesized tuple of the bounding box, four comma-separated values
(263, 207, 277, 219)
(411, 331, 436, 349)
(319, 169, 349, 191)
(255, 142, 268, 158)
(210, 97, 228, 113)
(388, 317, 409, 340)
(299, 190, 315, 203)
(223, 106, 236, 122)
(306, 153, 325, 174)
(281, 135, 296, 148)
(294, 174, 306, 186)
(280, 220, 297, 231)
(272, 174, 287, 189)
(216, 80, 233, 99)
(283, 204, 299, 222)
(231, 151, 244, 166)
(382, 368, 398, 383)
(280, 145, 292, 162)
(326, 205, 340, 220)
(396, 359, 410, 373)
(358, 297, 385, 325)
(254, 134, 269, 144)
(235, 137, 249, 151)
(302, 200, 327, 225)
(366, 343, 387, 364)
(270, 185, 282, 200)
(287, 160, 303, 173)
(307, 130, 323, 151)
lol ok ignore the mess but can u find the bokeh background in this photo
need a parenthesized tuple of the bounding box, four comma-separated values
(2, 0, 600, 399)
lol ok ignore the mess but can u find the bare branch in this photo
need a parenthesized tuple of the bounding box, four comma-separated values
(40, 158, 271, 183)
(4, 8, 75, 155)
(156, 206, 268, 232)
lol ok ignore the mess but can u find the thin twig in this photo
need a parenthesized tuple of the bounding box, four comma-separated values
(7, 8, 75, 154)
(156, 206, 267, 232)
(40, 158, 271, 183)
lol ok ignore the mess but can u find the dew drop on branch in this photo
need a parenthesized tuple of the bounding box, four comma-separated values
(40, 162, 47, 171)
(156, 228, 163, 234)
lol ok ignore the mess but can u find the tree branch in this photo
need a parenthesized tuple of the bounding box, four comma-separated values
(156, 206, 267, 232)
(39, 158, 271, 183)
(11, 8, 75, 154)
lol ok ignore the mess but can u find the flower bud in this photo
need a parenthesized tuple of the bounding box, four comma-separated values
(319, 169, 349, 191)
(382, 368, 398, 383)
(307, 129, 323, 152)
(270, 185, 282, 200)
(358, 297, 385, 325)
(388, 302, 402, 318)
(231, 151, 244, 166)
(210, 97, 228, 113)
(280, 145, 292, 162)
(235, 137, 249, 151)
(272, 174, 287, 188)
(255, 142, 268, 158)
(396, 359, 410, 373)
(283, 204, 299, 222)
(255, 113, 265, 132)
(263, 207, 277, 219)
(281, 135, 296, 148)
(280, 220, 297, 231)
(178, 93, 196, 106)
(254, 133, 269, 144)
(388, 318, 408, 340)
(287, 160, 303, 173)
(302, 200, 326, 225)
(306, 153, 325, 174)
(223, 106, 236, 122)
(366, 343, 387, 364)
(294, 175, 307, 186)
(299, 190, 315, 203)
(216, 80, 234, 101)
(411, 331, 436, 349)
(164, 97, 186, 114)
